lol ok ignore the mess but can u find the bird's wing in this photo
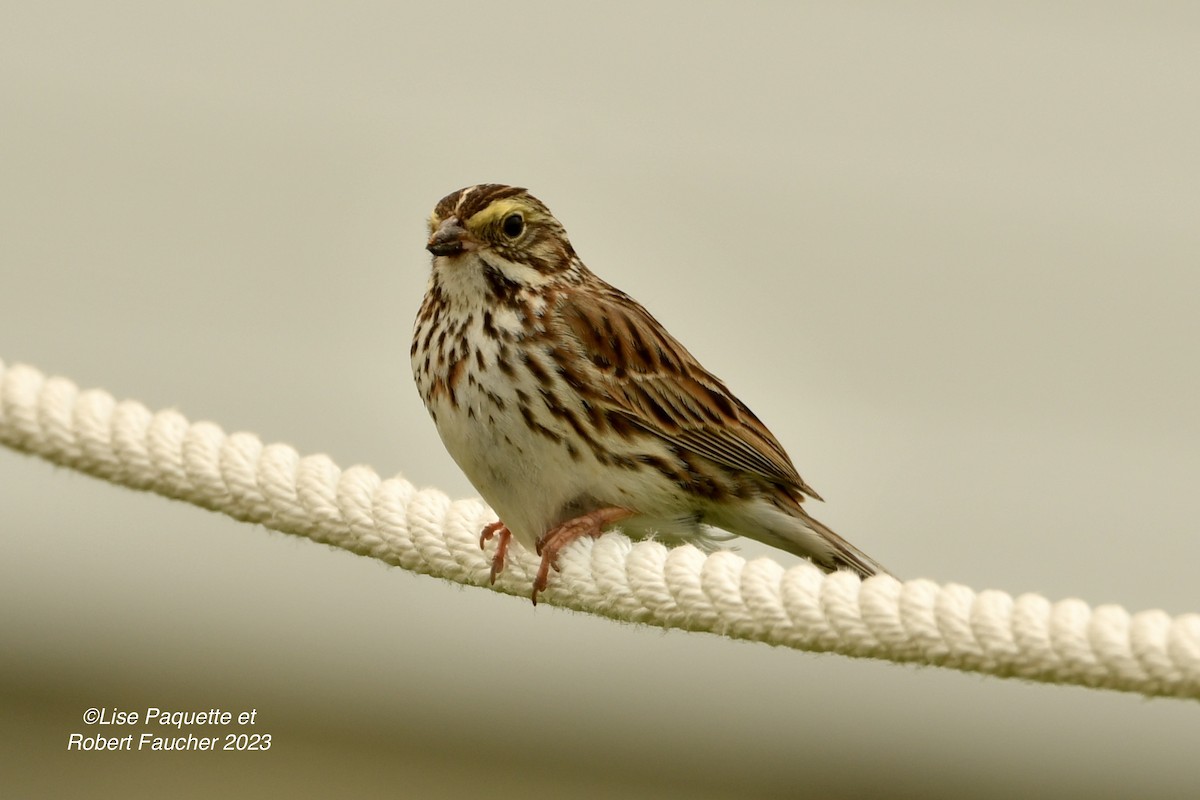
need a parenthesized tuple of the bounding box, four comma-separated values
(553, 285, 822, 500)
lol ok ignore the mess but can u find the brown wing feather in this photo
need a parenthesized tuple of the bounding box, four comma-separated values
(555, 282, 823, 501)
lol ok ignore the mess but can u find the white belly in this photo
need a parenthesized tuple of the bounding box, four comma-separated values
(428, 386, 591, 549)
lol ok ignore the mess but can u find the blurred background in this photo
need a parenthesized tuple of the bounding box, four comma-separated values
(2, 2, 1198, 797)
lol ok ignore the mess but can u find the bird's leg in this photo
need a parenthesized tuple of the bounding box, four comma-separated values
(531, 507, 633, 605)
(479, 521, 512, 584)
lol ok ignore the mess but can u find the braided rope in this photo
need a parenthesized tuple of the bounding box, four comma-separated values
(2, 357, 1198, 700)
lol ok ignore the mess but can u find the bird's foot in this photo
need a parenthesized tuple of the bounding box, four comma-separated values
(531, 507, 632, 605)
(479, 521, 512, 584)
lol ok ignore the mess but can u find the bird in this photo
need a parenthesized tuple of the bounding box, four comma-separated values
(411, 184, 887, 603)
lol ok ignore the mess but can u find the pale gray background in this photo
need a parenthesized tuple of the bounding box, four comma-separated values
(2, 3, 1198, 798)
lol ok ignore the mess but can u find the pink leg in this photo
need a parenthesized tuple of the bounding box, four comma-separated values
(479, 521, 512, 584)
(531, 507, 633, 605)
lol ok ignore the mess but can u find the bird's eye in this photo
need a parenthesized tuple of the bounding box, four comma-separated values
(502, 213, 524, 238)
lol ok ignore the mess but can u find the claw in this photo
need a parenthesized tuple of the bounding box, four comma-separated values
(480, 520, 506, 549)
(479, 521, 511, 585)
(530, 507, 632, 605)
(489, 529, 510, 584)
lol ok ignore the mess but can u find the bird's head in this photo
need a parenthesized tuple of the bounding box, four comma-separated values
(426, 184, 579, 289)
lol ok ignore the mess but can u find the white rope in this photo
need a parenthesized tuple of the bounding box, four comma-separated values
(2, 357, 1198, 701)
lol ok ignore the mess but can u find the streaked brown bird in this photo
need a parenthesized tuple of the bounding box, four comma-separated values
(412, 184, 887, 602)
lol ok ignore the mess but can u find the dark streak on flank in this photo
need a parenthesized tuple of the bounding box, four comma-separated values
(677, 451, 725, 500)
(636, 453, 674, 477)
(519, 401, 563, 444)
(521, 350, 551, 387)
(481, 309, 498, 338)
(484, 388, 507, 411)
(496, 344, 515, 377)
(445, 356, 467, 407)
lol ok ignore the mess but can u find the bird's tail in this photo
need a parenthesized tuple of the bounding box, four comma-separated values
(795, 508, 891, 579)
(711, 497, 891, 580)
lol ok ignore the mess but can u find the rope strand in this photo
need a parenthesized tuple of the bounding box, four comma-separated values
(2, 358, 1197, 700)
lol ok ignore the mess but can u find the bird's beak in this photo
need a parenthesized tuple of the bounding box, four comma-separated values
(427, 217, 476, 257)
